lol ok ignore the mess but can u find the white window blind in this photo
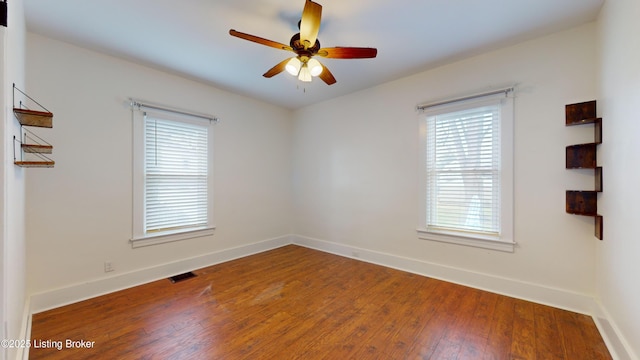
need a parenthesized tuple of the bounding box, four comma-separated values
(425, 104, 501, 236)
(144, 114, 209, 234)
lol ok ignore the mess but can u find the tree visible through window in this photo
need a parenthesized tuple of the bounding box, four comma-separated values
(418, 93, 514, 252)
(426, 104, 500, 236)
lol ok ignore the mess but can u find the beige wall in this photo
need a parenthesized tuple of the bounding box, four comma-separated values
(25, 33, 294, 295)
(22, 8, 639, 359)
(597, 0, 640, 357)
(292, 24, 599, 296)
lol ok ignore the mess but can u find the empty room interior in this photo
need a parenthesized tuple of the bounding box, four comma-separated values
(1, 0, 639, 359)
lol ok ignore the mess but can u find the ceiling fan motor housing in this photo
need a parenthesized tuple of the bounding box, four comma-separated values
(290, 33, 321, 55)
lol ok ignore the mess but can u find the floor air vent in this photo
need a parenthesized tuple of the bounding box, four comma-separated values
(169, 271, 196, 283)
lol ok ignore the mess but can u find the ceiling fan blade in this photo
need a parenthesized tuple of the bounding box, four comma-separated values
(317, 47, 378, 59)
(299, 0, 322, 48)
(318, 63, 336, 85)
(263, 58, 292, 78)
(229, 29, 293, 51)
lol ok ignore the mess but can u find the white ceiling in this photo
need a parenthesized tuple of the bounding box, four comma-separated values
(24, 0, 603, 109)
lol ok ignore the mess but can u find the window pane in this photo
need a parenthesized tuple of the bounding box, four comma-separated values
(144, 116, 208, 233)
(426, 104, 500, 235)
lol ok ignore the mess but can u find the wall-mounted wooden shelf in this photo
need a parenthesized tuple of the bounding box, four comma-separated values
(566, 143, 597, 168)
(13, 108, 53, 128)
(566, 100, 597, 124)
(565, 100, 602, 240)
(21, 143, 53, 154)
(14, 161, 55, 168)
(12, 84, 55, 168)
(566, 190, 597, 216)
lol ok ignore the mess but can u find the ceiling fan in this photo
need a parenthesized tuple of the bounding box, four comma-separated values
(229, 0, 377, 85)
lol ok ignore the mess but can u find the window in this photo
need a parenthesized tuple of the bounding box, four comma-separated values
(132, 109, 215, 248)
(418, 92, 514, 252)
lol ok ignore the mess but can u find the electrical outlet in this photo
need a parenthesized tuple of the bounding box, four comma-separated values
(104, 261, 114, 273)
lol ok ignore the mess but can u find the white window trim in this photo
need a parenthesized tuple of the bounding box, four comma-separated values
(417, 93, 515, 252)
(131, 108, 215, 248)
(130, 227, 215, 249)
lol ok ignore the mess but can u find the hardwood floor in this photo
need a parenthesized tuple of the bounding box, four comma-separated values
(29, 245, 611, 359)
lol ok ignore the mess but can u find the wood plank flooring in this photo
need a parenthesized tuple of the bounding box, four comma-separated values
(29, 245, 611, 359)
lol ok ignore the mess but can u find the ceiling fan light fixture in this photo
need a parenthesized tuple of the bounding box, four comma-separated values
(298, 65, 312, 82)
(308, 58, 323, 77)
(285, 57, 301, 76)
(229, 0, 377, 86)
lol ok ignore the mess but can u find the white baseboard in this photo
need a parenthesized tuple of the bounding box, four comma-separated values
(30, 233, 598, 315)
(29, 235, 292, 314)
(25, 233, 635, 360)
(292, 234, 595, 314)
(592, 301, 638, 360)
(17, 297, 32, 360)
(292, 235, 640, 360)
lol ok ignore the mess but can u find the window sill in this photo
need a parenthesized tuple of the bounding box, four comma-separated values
(417, 228, 515, 253)
(131, 227, 215, 248)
